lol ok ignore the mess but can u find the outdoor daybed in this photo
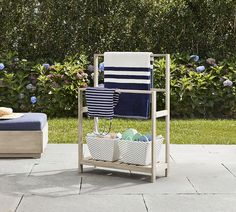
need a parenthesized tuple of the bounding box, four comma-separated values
(0, 113, 48, 158)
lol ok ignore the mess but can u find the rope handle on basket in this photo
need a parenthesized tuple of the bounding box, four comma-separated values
(93, 118, 112, 137)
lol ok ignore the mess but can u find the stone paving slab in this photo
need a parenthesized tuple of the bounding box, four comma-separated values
(172, 163, 233, 178)
(143, 194, 236, 212)
(0, 174, 28, 195)
(39, 151, 77, 163)
(203, 145, 236, 164)
(80, 168, 195, 195)
(222, 163, 236, 177)
(0, 159, 38, 175)
(30, 161, 77, 175)
(0, 193, 22, 212)
(164, 151, 236, 194)
(17, 194, 147, 212)
(0, 144, 236, 212)
(19, 170, 81, 197)
(188, 175, 236, 194)
(166, 144, 236, 164)
(203, 145, 236, 153)
(170, 145, 214, 164)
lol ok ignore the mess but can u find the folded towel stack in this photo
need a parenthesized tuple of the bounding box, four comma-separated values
(104, 52, 153, 119)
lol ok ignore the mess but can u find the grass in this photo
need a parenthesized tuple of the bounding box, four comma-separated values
(48, 118, 236, 144)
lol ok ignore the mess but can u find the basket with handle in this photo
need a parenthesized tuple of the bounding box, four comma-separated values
(118, 136, 164, 165)
(86, 135, 120, 162)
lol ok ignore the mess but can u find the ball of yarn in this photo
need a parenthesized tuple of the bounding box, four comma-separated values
(133, 133, 142, 141)
(139, 135, 149, 142)
(122, 128, 137, 140)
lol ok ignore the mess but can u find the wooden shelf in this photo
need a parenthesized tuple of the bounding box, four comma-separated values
(81, 157, 167, 175)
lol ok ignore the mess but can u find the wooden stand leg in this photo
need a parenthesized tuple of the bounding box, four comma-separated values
(151, 91, 157, 183)
(78, 89, 84, 173)
(79, 165, 83, 173)
(165, 54, 170, 177)
(165, 168, 168, 177)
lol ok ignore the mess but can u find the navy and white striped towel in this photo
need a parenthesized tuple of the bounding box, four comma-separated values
(104, 52, 153, 119)
(85, 87, 119, 119)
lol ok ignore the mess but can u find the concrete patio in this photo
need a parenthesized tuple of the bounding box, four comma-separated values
(1, 144, 236, 212)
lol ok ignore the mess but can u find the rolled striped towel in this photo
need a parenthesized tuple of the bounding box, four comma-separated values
(85, 87, 119, 119)
(104, 52, 153, 119)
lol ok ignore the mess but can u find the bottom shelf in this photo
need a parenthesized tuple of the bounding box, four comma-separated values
(80, 157, 168, 174)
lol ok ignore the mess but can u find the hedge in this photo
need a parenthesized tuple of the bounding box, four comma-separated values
(1, 0, 236, 61)
(0, 53, 235, 118)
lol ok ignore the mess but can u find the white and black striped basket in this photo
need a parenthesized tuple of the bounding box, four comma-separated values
(118, 136, 164, 166)
(86, 136, 120, 162)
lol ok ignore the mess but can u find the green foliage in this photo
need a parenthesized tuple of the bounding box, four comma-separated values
(0, 52, 36, 111)
(0, 53, 89, 117)
(154, 55, 236, 118)
(35, 54, 89, 116)
(0, 0, 236, 61)
(0, 52, 235, 118)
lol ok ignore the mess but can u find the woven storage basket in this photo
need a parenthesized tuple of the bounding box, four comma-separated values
(86, 136, 120, 161)
(118, 136, 164, 166)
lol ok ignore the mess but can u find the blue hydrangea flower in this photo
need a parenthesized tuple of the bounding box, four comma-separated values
(190, 55, 199, 62)
(26, 83, 33, 90)
(0, 63, 5, 70)
(99, 62, 104, 71)
(196, 66, 205, 73)
(31, 96, 37, 104)
(43, 63, 50, 70)
(223, 79, 233, 87)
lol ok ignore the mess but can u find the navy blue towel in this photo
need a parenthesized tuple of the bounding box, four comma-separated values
(104, 52, 152, 119)
(85, 87, 119, 119)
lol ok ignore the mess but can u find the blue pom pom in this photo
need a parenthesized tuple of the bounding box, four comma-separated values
(139, 135, 149, 142)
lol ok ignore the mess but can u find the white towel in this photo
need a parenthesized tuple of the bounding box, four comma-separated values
(104, 52, 153, 68)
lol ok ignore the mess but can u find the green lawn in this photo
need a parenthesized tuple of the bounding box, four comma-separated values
(48, 118, 236, 144)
